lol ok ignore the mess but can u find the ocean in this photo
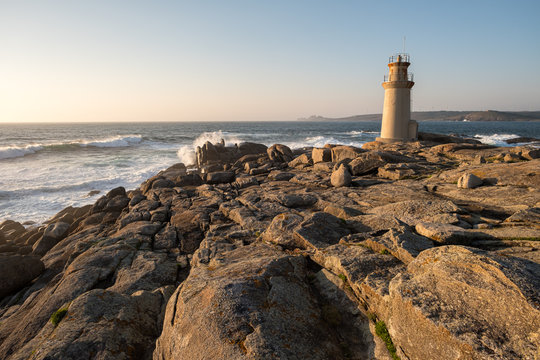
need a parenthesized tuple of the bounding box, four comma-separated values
(1, 120, 539, 224)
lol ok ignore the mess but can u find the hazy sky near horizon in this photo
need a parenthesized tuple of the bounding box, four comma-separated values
(1, 1, 539, 123)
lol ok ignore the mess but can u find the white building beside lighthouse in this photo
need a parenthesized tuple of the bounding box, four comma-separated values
(376, 53, 417, 143)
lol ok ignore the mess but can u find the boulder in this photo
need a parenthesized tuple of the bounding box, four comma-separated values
(267, 144, 293, 163)
(520, 147, 540, 160)
(288, 153, 311, 168)
(158, 163, 187, 179)
(0, 255, 44, 297)
(175, 173, 203, 187)
(504, 152, 522, 162)
(312, 148, 332, 163)
(348, 152, 387, 175)
(388, 246, 540, 360)
(234, 176, 259, 189)
(106, 186, 126, 198)
(330, 145, 364, 163)
(0, 221, 26, 241)
(457, 173, 483, 189)
(237, 142, 268, 156)
(150, 178, 175, 190)
(330, 164, 352, 187)
(197, 141, 220, 165)
(377, 163, 417, 180)
(32, 222, 71, 256)
(103, 195, 130, 212)
(0, 220, 25, 234)
(206, 171, 235, 184)
(267, 171, 295, 181)
(313, 162, 334, 172)
(45, 206, 81, 225)
(234, 154, 262, 166)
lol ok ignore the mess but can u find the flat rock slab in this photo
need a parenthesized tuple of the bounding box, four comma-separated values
(388, 245, 540, 360)
(346, 214, 409, 234)
(323, 205, 363, 219)
(432, 159, 540, 188)
(311, 244, 405, 319)
(369, 200, 461, 226)
(504, 207, 540, 225)
(264, 192, 318, 208)
(361, 229, 434, 264)
(262, 213, 304, 249)
(415, 222, 477, 245)
(469, 226, 540, 240)
(267, 171, 295, 181)
(26, 289, 164, 360)
(154, 244, 350, 360)
(293, 212, 350, 250)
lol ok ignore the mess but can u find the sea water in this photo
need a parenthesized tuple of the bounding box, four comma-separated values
(1, 121, 538, 224)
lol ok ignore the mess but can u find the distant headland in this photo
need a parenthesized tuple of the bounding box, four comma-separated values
(299, 110, 540, 122)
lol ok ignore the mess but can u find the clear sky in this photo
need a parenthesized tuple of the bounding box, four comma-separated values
(1, 0, 539, 122)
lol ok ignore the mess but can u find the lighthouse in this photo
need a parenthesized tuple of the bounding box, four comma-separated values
(376, 53, 417, 143)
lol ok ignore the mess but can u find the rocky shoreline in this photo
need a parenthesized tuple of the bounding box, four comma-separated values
(1, 132, 539, 359)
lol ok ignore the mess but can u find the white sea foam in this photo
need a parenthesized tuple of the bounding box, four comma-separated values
(346, 130, 379, 135)
(474, 133, 520, 146)
(0, 135, 143, 160)
(176, 131, 243, 166)
(282, 135, 368, 149)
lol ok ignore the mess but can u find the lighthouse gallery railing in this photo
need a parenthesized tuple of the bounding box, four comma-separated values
(383, 73, 414, 82)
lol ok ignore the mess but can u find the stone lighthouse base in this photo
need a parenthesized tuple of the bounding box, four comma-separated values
(376, 120, 418, 143)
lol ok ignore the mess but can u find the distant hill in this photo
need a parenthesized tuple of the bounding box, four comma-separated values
(298, 110, 540, 122)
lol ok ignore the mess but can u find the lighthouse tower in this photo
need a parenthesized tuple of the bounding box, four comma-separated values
(376, 53, 417, 143)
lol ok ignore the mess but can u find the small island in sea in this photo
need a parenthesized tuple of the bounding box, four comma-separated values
(1, 130, 539, 359)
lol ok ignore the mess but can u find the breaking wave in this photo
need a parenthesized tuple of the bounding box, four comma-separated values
(474, 133, 520, 146)
(0, 135, 143, 160)
(177, 131, 244, 166)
